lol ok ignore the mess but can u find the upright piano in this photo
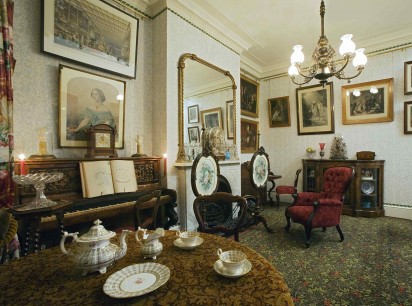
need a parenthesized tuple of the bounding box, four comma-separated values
(13, 156, 178, 253)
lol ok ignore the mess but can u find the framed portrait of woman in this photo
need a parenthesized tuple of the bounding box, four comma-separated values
(59, 64, 126, 148)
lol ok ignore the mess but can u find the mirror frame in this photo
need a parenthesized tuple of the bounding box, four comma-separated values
(177, 53, 237, 162)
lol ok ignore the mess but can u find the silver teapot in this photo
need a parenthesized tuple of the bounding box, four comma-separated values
(60, 219, 131, 275)
(135, 227, 164, 259)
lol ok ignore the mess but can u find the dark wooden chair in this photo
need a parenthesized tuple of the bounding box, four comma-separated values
(275, 169, 302, 207)
(285, 166, 354, 247)
(133, 190, 162, 230)
(193, 192, 248, 242)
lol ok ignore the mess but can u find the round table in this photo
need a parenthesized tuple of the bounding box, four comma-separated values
(0, 230, 293, 305)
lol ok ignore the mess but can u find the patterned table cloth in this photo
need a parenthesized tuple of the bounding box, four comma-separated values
(0, 230, 293, 305)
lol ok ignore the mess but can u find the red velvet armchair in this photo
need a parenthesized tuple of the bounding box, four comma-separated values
(285, 166, 354, 247)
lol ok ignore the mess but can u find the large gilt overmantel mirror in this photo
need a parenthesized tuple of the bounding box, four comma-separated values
(177, 53, 237, 162)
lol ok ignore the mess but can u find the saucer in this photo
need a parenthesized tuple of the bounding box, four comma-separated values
(173, 237, 204, 250)
(213, 259, 252, 278)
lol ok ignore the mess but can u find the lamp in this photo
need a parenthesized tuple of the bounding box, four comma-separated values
(288, 0, 367, 87)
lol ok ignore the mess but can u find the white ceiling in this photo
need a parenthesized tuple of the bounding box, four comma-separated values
(132, 0, 412, 78)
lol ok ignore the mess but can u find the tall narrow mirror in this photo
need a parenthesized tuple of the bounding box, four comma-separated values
(177, 53, 237, 162)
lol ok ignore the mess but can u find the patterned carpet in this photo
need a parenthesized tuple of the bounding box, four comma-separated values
(239, 204, 412, 306)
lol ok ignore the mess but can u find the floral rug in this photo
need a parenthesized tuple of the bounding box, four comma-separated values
(240, 204, 412, 306)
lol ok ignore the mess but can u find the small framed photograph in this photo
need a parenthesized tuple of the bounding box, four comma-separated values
(404, 101, 412, 134)
(296, 82, 334, 135)
(59, 64, 126, 148)
(241, 118, 259, 153)
(405, 61, 412, 95)
(240, 75, 259, 118)
(42, 0, 139, 78)
(188, 126, 200, 142)
(201, 107, 223, 129)
(342, 78, 394, 125)
(226, 100, 234, 139)
(268, 96, 290, 127)
(188, 105, 199, 123)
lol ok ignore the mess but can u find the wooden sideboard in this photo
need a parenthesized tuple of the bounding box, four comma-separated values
(302, 159, 385, 217)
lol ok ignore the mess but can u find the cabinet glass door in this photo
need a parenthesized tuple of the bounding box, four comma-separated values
(360, 168, 379, 209)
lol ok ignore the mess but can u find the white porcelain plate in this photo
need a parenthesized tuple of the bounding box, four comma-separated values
(361, 181, 374, 194)
(173, 237, 204, 250)
(103, 263, 170, 298)
(213, 259, 252, 278)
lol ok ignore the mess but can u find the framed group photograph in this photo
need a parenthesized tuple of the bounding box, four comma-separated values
(59, 64, 126, 148)
(404, 101, 412, 134)
(226, 100, 234, 139)
(241, 118, 259, 153)
(342, 78, 394, 125)
(42, 0, 139, 78)
(201, 107, 223, 129)
(240, 75, 259, 118)
(188, 105, 199, 123)
(268, 96, 291, 128)
(188, 126, 200, 143)
(405, 61, 412, 95)
(296, 82, 334, 135)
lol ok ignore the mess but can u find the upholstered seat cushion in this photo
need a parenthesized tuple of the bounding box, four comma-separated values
(288, 202, 343, 228)
(276, 185, 295, 194)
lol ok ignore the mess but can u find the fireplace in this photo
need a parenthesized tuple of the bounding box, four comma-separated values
(174, 160, 241, 230)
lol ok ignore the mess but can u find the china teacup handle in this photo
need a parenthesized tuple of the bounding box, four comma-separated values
(175, 230, 181, 236)
(135, 227, 146, 244)
(217, 248, 223, 256)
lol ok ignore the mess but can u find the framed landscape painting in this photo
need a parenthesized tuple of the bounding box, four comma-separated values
(342, 78, 394, 125)
(59, 65, 125, 148)
(241, 118, 259, 153)
(240, 75, 259, 118)
(268, 96, 290, 127)
(201, 108, 223, 129)
(42, 0, 139, 78)
(296, 82, 334, 135)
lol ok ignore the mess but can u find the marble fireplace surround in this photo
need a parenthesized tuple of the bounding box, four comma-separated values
(174, 160, 241, 230)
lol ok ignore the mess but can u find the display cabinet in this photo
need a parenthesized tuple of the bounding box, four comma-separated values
(302, 159, 384, 217)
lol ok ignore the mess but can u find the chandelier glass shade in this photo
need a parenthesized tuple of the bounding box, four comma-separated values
(288, 0, 367, 87)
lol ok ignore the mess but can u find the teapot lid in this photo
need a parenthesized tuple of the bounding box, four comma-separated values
(78, 219, 116, 242)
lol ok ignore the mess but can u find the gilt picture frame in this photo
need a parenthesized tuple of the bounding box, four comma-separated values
(404, 101, 412, 134)
(296, 82, 334, 135)
(226, 100, 234, 139)
(240, 75, 259, 118)
(268, 96, 291, 127)
(59, 64, 125, 148)
(405, 61, 412, 95)
(342, 78, 394, 125)
(241, 118, 259, 153)
(42, 0, 139, 78)
(201, 107, 223, 129)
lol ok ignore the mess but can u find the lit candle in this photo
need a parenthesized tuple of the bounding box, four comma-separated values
(18, 153, 26, 175)
(163, 153, 167, 176)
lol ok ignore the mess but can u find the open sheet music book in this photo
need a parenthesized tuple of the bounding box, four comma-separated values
(80, 160, 138, 198)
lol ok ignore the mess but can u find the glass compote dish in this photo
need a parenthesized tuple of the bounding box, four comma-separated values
(13, 172, 64, 210)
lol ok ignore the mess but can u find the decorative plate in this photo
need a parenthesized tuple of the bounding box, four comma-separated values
(213, 259, 252, 278)
(174, 237, 204, 250)
(103, 263, 170, 298)
(361, 181, 374, 194)
(195, 156, 218, 196)
(252, 155, 269, 187)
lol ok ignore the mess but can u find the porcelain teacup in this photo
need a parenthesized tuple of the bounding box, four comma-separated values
(217, 248, 246, 275)
(176, 230, 199, 246)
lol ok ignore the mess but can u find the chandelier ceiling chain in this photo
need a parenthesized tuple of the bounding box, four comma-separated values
(288, 0, 367, 87)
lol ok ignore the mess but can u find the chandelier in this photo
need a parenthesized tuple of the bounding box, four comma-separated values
(288, 0, 367, 87)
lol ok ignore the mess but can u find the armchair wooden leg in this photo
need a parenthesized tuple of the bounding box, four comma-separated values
(284, 210, 291, 232)
(336, 225, 345, 242)
(322, 227, 326, 232)
(275, 194, 281, 210)
(304, 225, 312, 248)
